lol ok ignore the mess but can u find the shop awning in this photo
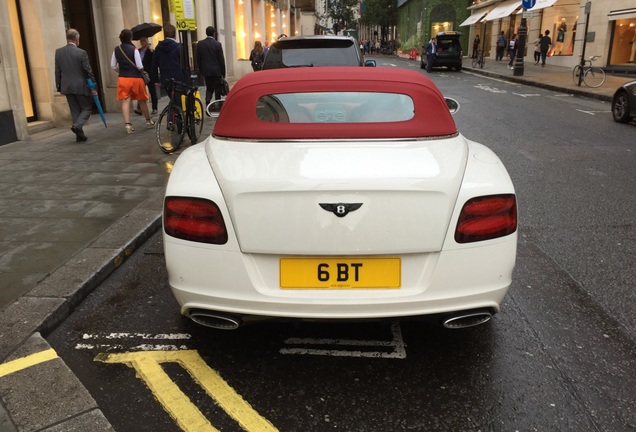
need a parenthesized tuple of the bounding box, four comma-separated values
(484, 0, 522, 22)
(608, 8, 636, 20)
(527, 0, 558, 11)
(460, 9, 490, 27)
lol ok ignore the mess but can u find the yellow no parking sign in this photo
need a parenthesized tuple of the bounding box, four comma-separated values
(171, 0, 197, 31)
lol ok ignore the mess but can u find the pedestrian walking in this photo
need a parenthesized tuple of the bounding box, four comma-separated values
(111, 29, 155, 134)
(196, 26, 226, 106)
(472, 34, 480, 59)
(249, 41, 265, 71)
(532, 36, 542, 64)
(135, 36, 158, 115)
(150, 24, 184, 88)
(425, 38, 437, 73)
(496, 31, 507, 61)
(508, 34, 518, 69)
(54, 28, 97, 142)
(539, 30, 552, 67)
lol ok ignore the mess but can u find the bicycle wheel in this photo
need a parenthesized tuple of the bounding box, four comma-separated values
(186, 98, 205, 143)
(572, 65, 582, 85)
(584, 67, 606, 88)
(157, 105, 185, 154)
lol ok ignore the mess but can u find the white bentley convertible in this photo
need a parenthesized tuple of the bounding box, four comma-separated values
(163, 67, 517, 330)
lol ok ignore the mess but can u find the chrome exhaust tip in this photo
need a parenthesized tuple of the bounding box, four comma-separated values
(443, 310, 492, 329)
(189, 310, 242, 330)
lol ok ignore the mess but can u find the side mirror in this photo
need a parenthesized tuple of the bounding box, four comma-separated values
(365, 59, 377, 67)
(445, 97, 460, 114)
(206, 99, 224, 118)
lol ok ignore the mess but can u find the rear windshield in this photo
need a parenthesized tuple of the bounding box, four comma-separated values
(256, 92, 415, 123)
(263, 39, 361, 68)
(437, 38, 461, 53)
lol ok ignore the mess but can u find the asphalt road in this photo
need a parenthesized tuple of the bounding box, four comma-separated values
(47, 62, 636, 431)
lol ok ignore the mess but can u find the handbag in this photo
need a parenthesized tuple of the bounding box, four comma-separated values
(118, 46, 150, 84)
(219, 78, 229, 97)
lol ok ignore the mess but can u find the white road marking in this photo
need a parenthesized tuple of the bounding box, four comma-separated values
(513, 93, 541, 98)
(82, 333, 191, 340)
(280, 322, 407, 359)
(76, 333, 191, 351)
(576, 109, 611, 116)
(475, 83, 508, 94)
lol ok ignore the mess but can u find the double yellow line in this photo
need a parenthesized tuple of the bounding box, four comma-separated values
(0, 348, 277, 431)
(97, 350, 278, 432)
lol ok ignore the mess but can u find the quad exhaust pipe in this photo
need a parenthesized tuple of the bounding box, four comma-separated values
(443, 310, 492, 329)
(189, 310, 242, 330)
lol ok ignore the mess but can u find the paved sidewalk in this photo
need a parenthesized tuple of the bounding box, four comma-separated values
(0, 63, 633, 431)
(461, 55, 634, 102)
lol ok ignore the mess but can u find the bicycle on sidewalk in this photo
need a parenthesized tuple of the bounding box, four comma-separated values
(472, 50, 485, 69)
(156, 79, 205, 154)
(572, 55, 606, 88)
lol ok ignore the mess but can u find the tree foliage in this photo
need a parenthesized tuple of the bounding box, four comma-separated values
(360, 0, 397, 28)
(328, 0, 359, 29)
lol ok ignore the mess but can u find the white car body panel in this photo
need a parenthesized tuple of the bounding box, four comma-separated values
(163, 134, 517, 320)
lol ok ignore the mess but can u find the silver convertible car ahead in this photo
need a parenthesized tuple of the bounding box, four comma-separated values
(163, 67, 517, 330)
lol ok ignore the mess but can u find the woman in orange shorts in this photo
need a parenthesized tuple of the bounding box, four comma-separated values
(111, 29, 155, 133)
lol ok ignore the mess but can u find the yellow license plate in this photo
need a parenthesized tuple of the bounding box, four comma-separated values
(280, 257, 401, 289)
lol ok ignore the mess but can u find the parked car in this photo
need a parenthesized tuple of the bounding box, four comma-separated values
(164, 67, 517, 331)
(421, 31, 463, 71)
(611, 80, 636, 123)
(262, 35, 376, 69)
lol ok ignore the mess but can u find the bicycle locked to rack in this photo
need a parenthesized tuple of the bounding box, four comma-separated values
(156, 79, 205, 154)
(572, 55, 606, 88)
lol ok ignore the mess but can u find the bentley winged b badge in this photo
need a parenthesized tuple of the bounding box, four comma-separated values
(319, 203, 363, 218)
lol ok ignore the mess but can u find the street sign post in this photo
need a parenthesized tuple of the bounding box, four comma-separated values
(522, 0, 536, 9)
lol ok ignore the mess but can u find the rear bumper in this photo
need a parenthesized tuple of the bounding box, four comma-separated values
(165, 234, 516, 320)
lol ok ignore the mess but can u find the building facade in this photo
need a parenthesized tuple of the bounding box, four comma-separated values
(0, 0, 301, 146)
(397, 0, 471, 56)
(397, 0, 636, 74)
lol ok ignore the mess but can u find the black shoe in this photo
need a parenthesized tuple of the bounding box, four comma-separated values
(71, 126, 87, 142)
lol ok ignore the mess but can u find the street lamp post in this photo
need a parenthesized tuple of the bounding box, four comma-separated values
(513, 12, 527, 76)
(514, 0, 537, 76)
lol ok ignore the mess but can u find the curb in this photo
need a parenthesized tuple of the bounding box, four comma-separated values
(0, 189, 164, 431)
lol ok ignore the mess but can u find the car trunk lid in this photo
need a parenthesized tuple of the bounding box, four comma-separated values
(205, 137, 467, 255)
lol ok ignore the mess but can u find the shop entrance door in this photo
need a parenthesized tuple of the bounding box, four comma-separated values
(62, 0, 104, 112)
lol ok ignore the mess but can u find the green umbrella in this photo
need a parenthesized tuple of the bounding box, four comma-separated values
(87, 78, 107, 128)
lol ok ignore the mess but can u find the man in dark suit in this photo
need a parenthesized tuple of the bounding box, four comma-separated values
(425, 38, 437, 73)
(135, 36, 158, 115)
(150, 24, 184, 88)
(196, 26, 226, 105)
(54, 28, 97, 142)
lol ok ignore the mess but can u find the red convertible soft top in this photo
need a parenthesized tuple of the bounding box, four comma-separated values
(213, 67, 458, 140)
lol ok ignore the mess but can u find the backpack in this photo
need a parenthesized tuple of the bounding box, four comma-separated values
(251, 51, 264, 71)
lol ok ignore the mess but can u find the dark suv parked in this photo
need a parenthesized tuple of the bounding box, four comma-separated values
(420, 31, 463, 71)
(262, 35, 376, 70)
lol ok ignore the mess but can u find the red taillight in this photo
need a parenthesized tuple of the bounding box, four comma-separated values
(455, 194, 517, 243)
(164, 197, 228, 244)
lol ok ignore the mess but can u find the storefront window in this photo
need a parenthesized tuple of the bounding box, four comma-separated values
(610, 19, 636, 65)
(540, 3, 578, 56)
(235, 0, 248, 59)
